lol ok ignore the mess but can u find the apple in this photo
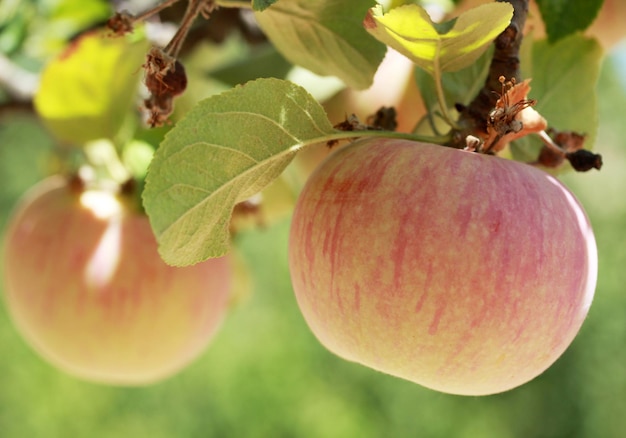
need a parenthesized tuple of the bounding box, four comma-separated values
(2, 176, 232, 385)
(288, 138, 597, 395)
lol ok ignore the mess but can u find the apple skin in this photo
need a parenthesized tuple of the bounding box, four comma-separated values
(2, 177, 231, 385)
(288, 138, 597, 395)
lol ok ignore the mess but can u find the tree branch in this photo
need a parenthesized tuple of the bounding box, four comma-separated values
(451, 0, 529, 148)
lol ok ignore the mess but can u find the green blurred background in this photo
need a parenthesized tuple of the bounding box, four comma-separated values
(2, 1, 626, 437)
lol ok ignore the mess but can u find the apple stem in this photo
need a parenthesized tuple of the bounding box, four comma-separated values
(537, 130, 567, 156)
(433, 47, 460, 130)
(326, 128, 451, 148)
(106, 0, 182, 36)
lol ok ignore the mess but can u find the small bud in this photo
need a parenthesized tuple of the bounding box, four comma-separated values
(464, 135, 482, 152)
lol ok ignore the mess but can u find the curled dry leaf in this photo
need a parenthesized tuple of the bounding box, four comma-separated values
(144, 48, 188, 98)
(327, 108, 397, 147)
(142, 47, 188, 127)
(106, 11, 135, 36)
(483, 77, 547, 153)
(366, 106, 398, 131)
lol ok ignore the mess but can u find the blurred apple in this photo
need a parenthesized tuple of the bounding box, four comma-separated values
(2, 176, 232, 385)
(289, 138, 597, 395)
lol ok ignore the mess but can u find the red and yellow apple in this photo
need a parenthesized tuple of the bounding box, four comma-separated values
(2, 176, 232, 385)
(288, 138, 597, 395)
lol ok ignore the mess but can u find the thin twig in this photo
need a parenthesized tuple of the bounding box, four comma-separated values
(537, 129, 567, 156)
(164, 0, 217, 57)
(133, 0, 182, 23)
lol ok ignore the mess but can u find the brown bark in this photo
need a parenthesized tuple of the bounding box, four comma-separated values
(451, 0, 529, 148)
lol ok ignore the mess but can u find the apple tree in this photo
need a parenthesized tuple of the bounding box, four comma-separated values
(0, 0, 617, 399)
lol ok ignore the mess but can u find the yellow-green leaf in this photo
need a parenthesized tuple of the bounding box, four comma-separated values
(34, 30, 148, 145)
(365, 3, 512, 75)
(255, 0, 386, 90)
(143, 78, 335, 266)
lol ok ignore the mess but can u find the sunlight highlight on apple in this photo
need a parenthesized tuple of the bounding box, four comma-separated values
(84, 218, 121, 291)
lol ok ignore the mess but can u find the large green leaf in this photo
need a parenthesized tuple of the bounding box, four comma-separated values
(143, 78, 335, 266)
(511, 34, 603, 162)
(365, 3, 512, 75)
(535, 0, 604, 43)
(33, 30, 148, 145)
(254, 0, 386, 90)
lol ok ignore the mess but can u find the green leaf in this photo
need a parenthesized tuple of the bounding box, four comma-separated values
(535, 0, 604, 43)
(252, 0, 279, 11)
(511, 34, 603, 162)
(143, 78, 335, 266)
(209, 45, 292, 86)
(33, 30, 149, 145)
(254, 0, 386, 90)
(0, 112, 56, 229)
(0, 10, 28, 55)
(365, 3, 512, 75)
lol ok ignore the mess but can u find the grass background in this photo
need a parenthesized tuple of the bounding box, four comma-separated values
(0, 44, 625, 438)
